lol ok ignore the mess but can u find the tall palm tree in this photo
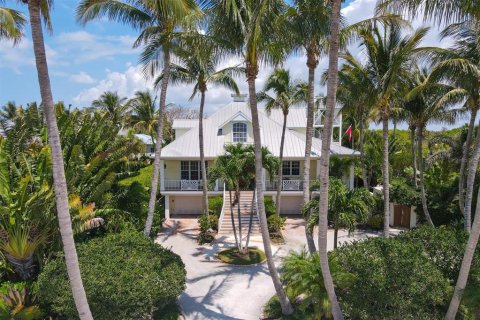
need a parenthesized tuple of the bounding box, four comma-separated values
(128, 90, 158, 149)
(21, 0, 93, 318)
(91, 91, 128, 127)
(0, 4, 25, 42)
(335, 52, 375, 190)
(357, 23, 428, 237)
(282, 0, 332, 254)
(316, 0, 344, 318)
(155, 38, 242, 215)
(404, 66, 458, 227)
(77, 0, 199, 237)
(204, 0, 293, 315)
(257, 69, 305, 216)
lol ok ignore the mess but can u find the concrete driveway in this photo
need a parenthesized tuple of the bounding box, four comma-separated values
(156, 217, 403, 320)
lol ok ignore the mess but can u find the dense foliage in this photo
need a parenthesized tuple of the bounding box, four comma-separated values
(37, 231, 186, 320)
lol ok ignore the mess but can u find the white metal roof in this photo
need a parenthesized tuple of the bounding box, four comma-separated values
(161, 102, 358, 159)
(134, 134, 155, 145)
(172, 119, 197, 129)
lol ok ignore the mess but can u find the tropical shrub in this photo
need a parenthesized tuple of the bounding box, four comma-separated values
(0, 281, 42, 320)
(264, 197, 276, 217)
(331, 236, 450, 319)
(37, 231, 186, 320)
(390, 178, 420, 207)
(198, 213, 215, 244)
(366, 215, 383, 230)
(267, 215, 286, 234)
(208, 196, 223, 216)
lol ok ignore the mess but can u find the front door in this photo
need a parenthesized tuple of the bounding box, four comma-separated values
(393, 204, 411, 228)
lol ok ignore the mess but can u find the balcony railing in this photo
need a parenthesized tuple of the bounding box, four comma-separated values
(163, 180, 225, 191)
(265, 179, 306, 191)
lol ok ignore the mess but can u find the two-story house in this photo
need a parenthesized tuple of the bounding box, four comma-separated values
(160, 95, 358, 218)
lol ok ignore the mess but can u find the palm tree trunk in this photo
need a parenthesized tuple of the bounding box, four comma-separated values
(410, 125, 417, 188)
(245, 189, 255, 249)
(144, 49, 170, 236)
(382, 114, 390, 237)
(199, 89, 209, 216)
(459, 107, 477, 215)
(317, 0, 344, 318)
(246, 62, 293, 315)
(236, 186, 243, 251)
(229, 189, 240, 249)
(275, 113, 287, 216)
(27, 2, 93, 319)
(333, 224, 338, 250)
(303, 61, 317, 254)
(446, 184, 480, 319)
(359, 118, 368, 190)
(463, 117, 480, 233)
(417, 126, 434, 227)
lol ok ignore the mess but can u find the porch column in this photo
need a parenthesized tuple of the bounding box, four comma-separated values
(160, 160, 165, 191)
(316, 159, 321, 179)
(349, 163, 354, 190)
(164, 195, 170, 219)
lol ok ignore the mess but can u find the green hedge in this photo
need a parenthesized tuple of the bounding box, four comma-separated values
(37, 231, 185, 319)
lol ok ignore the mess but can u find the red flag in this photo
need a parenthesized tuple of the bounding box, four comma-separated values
(345, 125, 353, 142)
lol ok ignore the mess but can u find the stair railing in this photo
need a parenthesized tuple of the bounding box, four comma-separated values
(217, 183, 227, 232)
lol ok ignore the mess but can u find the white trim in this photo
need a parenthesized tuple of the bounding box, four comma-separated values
(165, 195, 170, 219)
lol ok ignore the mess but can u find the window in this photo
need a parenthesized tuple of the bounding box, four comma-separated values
(282, 161, 300, 176)
(181, 161, 207, 180)
(233, 122, 247, 143)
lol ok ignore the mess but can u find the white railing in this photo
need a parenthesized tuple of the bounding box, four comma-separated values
(163, 179, 225, 191)
(218, 183, 227, 232)
(265, 179, 304, 191)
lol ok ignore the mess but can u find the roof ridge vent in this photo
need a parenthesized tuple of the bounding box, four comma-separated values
(231, 93, 247, 102)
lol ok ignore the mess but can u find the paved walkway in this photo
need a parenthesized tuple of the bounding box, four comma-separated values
(155, 218, 403, 320)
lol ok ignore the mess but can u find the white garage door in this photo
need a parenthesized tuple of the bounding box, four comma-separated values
(172, 196, 203, 215)
(279, 196, 303, 215)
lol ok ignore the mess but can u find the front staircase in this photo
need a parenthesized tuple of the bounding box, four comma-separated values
(217, 191, 261, 237)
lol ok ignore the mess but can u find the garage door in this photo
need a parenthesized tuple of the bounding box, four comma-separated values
(172, 196, 203, 215)
(279, 196, 303, 215)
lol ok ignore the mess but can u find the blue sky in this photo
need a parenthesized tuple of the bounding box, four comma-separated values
(1, 0, 461, 130)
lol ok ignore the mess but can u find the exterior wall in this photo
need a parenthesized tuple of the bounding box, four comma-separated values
(174, 128, 190, 139)
(310, 160, 317, 180)
(278, 196, 303, 215)
(164, 160, 181, 180)
(145, 143, 154, 154)
(292, 127, 306, 135)
(410, 206, 417, 228)
(222, 121, 254, 144)
(170, 195, 203, 215)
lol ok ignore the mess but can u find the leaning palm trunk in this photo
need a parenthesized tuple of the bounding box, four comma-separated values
(446, 184, 480, 318)
(228, 189, 240, 248)
(245, 189, 256, 249)
(144, 49, 170, 236)
(462, 118, 480, 233)
(303, 60, 317, 253)
(275, 113, 287, 216)
(459, 108, 477, 215)
(317, 0, 344, 318)
(359, 119, 368, 190)
(246, 62, 293, 315)
(199, 89, 209, 215)
(236, 187, 244, 252)
(382, 114, 390, 237)
(410, 125, 417, 188)
(27, 2, 93, 319)
(417, 126, 434, 227)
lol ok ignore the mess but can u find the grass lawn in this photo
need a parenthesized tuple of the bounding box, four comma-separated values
(118, 165, 153, 188)
(218, 247, 266, 265)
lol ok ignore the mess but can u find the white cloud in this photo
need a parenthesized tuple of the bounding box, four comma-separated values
(70, 71, 96, 84)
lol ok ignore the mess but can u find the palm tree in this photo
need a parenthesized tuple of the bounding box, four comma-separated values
(204, 0, 293, 314)
(257, 69, 305, 216)
(282, 0, 332, 254)
(335, 52, 375, 190)
(155, 38, 242, 215)
(0, 4, 25, 42)
(77, 0, 199, 237)
(357, 23, 428, 237)
(128, 90, 158, 149)
(91, 91, 128, 127)
(316, 0, 344, 317)
(404, 66, 458, 227)
(22, 0, 93, 318)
